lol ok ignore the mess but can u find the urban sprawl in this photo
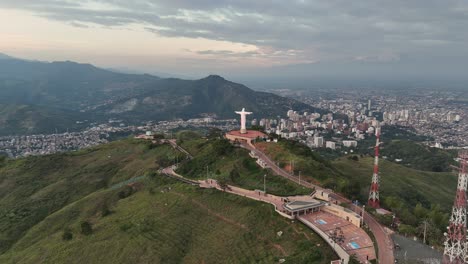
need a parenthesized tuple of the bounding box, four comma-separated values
(1, 90, 466, 158)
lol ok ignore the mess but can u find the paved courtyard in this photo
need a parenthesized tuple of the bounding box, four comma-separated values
(300, 212, 376, 263)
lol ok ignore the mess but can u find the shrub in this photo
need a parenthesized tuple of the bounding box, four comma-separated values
(118, 186, 134, 199)
(120, 223, 133, 232)
(101, 204, 112, 217)
(80, 221, 93, 235)
(62, 229, 73, 241)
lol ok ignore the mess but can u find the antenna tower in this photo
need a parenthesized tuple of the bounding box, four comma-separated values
(443, 151, 468, 264)
(368, 126, 381, 208)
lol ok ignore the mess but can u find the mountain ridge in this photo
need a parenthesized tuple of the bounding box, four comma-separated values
(0, 55, 322, 135)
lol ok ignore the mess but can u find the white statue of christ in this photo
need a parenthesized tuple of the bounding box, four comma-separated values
(235, 108, 253, 134)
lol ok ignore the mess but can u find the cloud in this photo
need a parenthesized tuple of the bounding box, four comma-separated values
(1, 0, 468, 64)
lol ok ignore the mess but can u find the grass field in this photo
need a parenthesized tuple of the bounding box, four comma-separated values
(255, 140, 340, 184)
(0, 177, 336, 264)
(0, 139, 179, 253)
(255, 140, 457, 210)
(177, 137, 311, 196)
(332, 156, 457, 209)
(0, 137, 337, 263)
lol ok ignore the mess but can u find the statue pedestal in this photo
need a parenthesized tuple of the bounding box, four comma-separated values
(240, 129, 247, 134)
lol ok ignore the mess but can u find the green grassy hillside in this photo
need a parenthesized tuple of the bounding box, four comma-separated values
(254, 139, 457, 245)
(332, 156, 457, 208)
(0, 177, 335, 264)
(0, 104, 91, 136)
(0, 139, 179, 253)
(333, 156, 456, 245)
(380, 140, 456, 172)
(176, 135, 311, 196)
(0, 138, 336, 263)
(255, 139, 457, 209)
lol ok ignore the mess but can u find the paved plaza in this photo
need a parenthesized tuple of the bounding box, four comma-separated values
(300, 212, 376, 263)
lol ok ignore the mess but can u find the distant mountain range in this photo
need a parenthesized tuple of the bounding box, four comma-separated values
(0, 53, 320, 135)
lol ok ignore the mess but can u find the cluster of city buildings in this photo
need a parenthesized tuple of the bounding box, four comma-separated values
(251, 109, 364, 150)
(0, 131, 106, 158)
(0, 118, 238, 158)
(4, 87, 466, 158)
(297, 89, 467, 148)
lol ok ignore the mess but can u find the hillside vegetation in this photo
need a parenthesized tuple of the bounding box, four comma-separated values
(255, 139, 457, 245)
(0, 104, 90, 135)
(332, 157, 456, 209)
(333, 156, 456, 245)
(0, 138, 336, 263)
(0, 139, 178, 253)
(255, 140, 344, 192)
(0, 55, 322, 135)
(381, 140, 456, 172)
(0, 177, 335, 264)
(176, 132, 311, 196)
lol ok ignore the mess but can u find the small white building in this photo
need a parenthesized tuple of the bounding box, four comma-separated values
(342, 140, 358, 148)
(325, 141, 336, 150)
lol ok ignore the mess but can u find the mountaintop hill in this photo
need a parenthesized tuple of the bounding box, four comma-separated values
(0, 138, 336, 263)
(0, 54, 321, 136)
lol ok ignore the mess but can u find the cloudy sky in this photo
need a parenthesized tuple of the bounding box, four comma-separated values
(1, 1, 468, 82)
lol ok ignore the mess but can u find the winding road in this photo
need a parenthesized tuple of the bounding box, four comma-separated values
(243, 142, 394, 264)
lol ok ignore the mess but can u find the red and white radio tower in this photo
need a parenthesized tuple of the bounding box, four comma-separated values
(368, 126, 381, 208)
(443, 151, 468, 264)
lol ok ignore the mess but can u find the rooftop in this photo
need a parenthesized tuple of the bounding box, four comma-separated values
(283, 199, 325, 212)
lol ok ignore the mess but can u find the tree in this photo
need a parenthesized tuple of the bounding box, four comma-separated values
(0, 155, 6, 164)
(399, 224, 417, 236)
(62, 229, 73, 241)
(207, 128, 223, 139)
(229, 168, 240, 182)
(118, 186, 134, 199)
(80, 221, 93, 235)
(212, 138, 234, 156)
(218, 177, 229, 191)
(417, 220, 443, 245)
(413, 203, 428, 219)
(101, 204, 112, 217)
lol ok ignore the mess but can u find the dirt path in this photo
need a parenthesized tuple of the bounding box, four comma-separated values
(189, 197, 248, 230)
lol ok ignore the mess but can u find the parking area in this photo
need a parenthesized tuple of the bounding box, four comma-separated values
(392, 234, 442, 264)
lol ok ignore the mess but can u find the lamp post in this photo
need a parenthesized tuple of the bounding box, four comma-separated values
(299, 171, 301, 185)
(362, 205, 366, 227)
(264, 174, 266, 194)
(423, 219, 427, 244)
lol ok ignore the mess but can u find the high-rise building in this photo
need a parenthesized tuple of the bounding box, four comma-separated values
(314, 136, 324, 148)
